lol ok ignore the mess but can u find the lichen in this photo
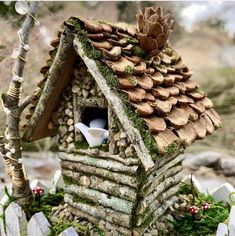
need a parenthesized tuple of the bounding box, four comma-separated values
(132, 45, 150, 60)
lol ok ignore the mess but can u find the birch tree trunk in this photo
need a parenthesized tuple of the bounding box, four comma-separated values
(1, 2, 40, 207)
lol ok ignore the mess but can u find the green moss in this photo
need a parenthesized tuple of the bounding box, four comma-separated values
(49, 219, 89, 236)
(164, 141, 184, 156)
(63, 175, 77, 185)
(24, 191, 64, 220)
(73, 194, 96, 206)
(124, 65, 134, 75)
(120, 93, 158, 159)
(170, 183, 230, 235)
(74, 140, 89, 150)
(96, 61, 120, 89)
(128, 76, 138, 86)
(132, 45, 150, 60)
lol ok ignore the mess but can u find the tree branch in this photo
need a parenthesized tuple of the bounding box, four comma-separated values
(19, 95, 33, 112)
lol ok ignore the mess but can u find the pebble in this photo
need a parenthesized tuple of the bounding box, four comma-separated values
(149, 229, 158, 235)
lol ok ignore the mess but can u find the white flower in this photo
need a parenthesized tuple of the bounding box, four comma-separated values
(15, 1, 29, 15)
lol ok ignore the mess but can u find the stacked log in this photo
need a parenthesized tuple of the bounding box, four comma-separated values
(60, 151, 138, 235)
(72, 62, 104, 99)
(132, 152, 184, 234)
(57, 86, 74, 149)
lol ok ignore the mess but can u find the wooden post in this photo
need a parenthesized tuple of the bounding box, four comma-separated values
(108, 105, 118, 154)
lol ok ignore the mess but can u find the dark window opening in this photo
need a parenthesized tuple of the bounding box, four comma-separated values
(82, 107, 108, 129)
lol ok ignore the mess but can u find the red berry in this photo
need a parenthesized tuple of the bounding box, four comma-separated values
(33, 186, 44, 195)
(189, 205, 199, 215)
(202, 202, 210, 211)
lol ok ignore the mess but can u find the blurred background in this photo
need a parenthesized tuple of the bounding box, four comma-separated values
(0, 1, 235, 193)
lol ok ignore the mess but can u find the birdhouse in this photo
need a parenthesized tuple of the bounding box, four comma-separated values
(22, 7, 221, 235)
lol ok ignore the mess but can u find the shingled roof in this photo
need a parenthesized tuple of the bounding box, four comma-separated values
(22, 7, 221, 171)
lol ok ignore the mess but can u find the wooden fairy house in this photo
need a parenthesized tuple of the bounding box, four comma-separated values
(22, 7, 221, 235)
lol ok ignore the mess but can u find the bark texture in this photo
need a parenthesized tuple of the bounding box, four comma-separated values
(1, 2, 39, 207)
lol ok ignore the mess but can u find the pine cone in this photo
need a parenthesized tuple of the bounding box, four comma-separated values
(136, 7, 174, 55)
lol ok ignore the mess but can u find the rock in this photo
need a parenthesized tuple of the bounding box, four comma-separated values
(125, 146, 134, 157)
(182, 175, 203, 193)
(30, 179, 49, 194)
(144, 233, 152, 236)
(27, 212, 51, 236)
(58, 226, 78, 236)
(228, 206, 235, 236)
(50, 170, 64, 194)
(4, 202, 27, 236)
(212, 182, 235, 204)
(216, 223, 228, 236)
(218, 157, 235, 176)
(82, 89, 89, 98)
(182, 151, 221, 170)
(149, 229, 159, 235)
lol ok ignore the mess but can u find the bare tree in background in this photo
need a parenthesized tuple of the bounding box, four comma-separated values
(0, 1, 39, 207)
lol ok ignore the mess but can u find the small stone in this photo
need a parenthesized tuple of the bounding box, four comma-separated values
(155, 222, 165, 231)
(91, 149, 99, 155)
(66, 136, 73, 143)
(114, 133, 120, 141)
(120, 132, 127, 139)
(82, 89, 89, 98)
(27, 212, 51, 236)
(182, 175, 203, 193)
(65, 109, 73, 117)
(216, 223, 228, 236)
(125, 146, 135, 157)
(149, 229, 158, 235)
(173, 203, 179, 209)
(218, 157, 235, 176)
(165, 214, 174, 222)
(67, 119, 74, 126)
(68, 125, 74, 132)
(182, 151, 221, 169)
(72, 85, 80, 94)
(58, 226, 78, 236)
(4, 202, 27, 236)
(228, 206, 235, 236)
(212, 182, 235, 204)
(50, 170, 64, 194)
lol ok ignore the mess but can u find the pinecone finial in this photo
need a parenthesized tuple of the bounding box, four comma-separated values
(136, 7, 174, 55)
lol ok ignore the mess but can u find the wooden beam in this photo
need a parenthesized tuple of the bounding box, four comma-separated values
(23, 27, 77, 142)
(73, 37, 155, 172)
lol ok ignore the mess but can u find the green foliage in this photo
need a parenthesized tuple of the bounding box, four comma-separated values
(96, 61, 120, 89)
(120, 93, 158, 159)
(25, 191, 64, 220)
(132, 45, 150, 60)
(49, 220, 89, 236)
(173, 183, 230, 236)
(74, 140, 89, 150)
(124, 65, 134, 75)
(164, 141, 184, 156)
